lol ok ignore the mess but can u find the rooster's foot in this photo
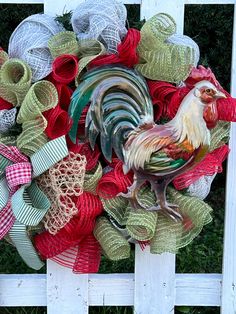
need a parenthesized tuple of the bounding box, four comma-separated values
(146, 203, 183, 222)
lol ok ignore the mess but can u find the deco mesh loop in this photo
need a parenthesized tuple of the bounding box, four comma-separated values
(71, 0, 127, 54)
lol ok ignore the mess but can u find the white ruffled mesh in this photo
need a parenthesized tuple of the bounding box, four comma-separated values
(71, 0, 127, 54)
(187, 174, 217, 200)
(0, 108, 17, 133)
(167, 34, 200, 67)
(8, 14, 64, 82)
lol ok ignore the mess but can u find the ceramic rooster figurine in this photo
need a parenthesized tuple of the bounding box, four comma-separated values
(69, 66, 226, 221)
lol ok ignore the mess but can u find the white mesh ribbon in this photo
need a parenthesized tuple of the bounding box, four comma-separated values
(187, 174, 217, 200)
(8, 14, 64, 82)
(0, 108, 17, 133)
(167, 34, 200, 67)
(71, 0, 127, 54)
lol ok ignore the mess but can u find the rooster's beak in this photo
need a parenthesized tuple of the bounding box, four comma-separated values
(215, 90, 227, 99)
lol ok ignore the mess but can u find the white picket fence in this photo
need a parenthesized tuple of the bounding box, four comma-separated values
(0, 0, 236, 313)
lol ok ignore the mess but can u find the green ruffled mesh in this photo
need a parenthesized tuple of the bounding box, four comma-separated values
(0, 58, 32, 106)
(48, 31, 80, 58)
(102, 196, 129, 226)
(16, 80, 58, 156)
(210, 121, 230, 151)
(83, 162, 103, 194)
(150, 188, 213, 254)
(135, 13, 194, 83)
(97, 184, 213, 256)
(94, 216, 130, 260)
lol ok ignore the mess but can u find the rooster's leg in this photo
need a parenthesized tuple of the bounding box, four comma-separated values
(118, 174, 145, 209)
(148, 179, 183, 222)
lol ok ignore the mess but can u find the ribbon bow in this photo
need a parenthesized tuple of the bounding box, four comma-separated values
(0, 136, 68, 269)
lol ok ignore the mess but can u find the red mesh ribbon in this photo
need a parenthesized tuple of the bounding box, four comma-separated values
(43, 82, 73, 140)
(147, 80, 190, 120)
(66, 140, 101, 171)
(97, 161, 133, 199)
(52, 54, 79, 85)
(173, 144, 229, 190)
(0, 97, 13, 110)
(89, 29, 140, 68)
(34, 192, 103, 273)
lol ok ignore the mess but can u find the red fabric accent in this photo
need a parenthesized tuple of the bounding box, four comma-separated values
(0, 97, 13, 110)
(34, 192, 103, 270)
(6, 162, 32, 188)
(56, 84, 73, 112)
(97, 161, 133, 199)
(52, 54, 79, 85)
(44, 105, 72, 139)
(77, 104, 89, 137)
(89, 29, 140, 69)
(147, 80, 190, 120)
(173, 144, 229, 190)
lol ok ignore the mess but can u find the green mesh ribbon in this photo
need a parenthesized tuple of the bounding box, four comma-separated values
(135, 13, 194, 83)
(126, 187, 158, 241)
(94, 216, 130, 260)
(48, 31, 80, 58)
(0, 50, 9, 69)
(76, 39, 106, 85)
(102, 196, 129, 226)
(210, 121, 230, 151)
(150, 188, 213, 254)
(0, 58, 32, 106)
(83, 162, 103, 194)
(16, 80, 58, 156)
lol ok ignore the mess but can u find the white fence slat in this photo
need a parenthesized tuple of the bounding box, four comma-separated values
(175, 274, 221, 306)
(47, 260, 88, 314)
(134, 245, 175, 313)
(0, 273, 223, 307)
(0, 274, 46, 307)
(221, 4, 236, 313)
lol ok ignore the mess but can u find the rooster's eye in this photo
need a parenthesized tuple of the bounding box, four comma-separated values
(205, 88, 211, 93)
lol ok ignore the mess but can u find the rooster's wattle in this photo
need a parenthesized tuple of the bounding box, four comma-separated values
(69, 66, 226, 221)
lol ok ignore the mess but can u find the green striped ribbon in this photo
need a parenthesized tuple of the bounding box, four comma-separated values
(8, 221, 44, 270)
(0, 178, 9, 210)
(101, 196, 129, 226)
(11, 181, 50, 226)
(2, 136, 68, 269)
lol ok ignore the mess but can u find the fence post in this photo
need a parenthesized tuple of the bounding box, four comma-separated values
(221, 2, 236, 313)
(134, 1, 185, 313)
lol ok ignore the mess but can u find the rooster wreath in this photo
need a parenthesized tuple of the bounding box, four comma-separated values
(0, 0, 235, 273)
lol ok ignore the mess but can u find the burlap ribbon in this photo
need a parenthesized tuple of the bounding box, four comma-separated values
(0, 136, 68, 269)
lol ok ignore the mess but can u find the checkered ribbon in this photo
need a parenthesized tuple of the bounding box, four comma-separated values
(0, 136, 69, 269)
